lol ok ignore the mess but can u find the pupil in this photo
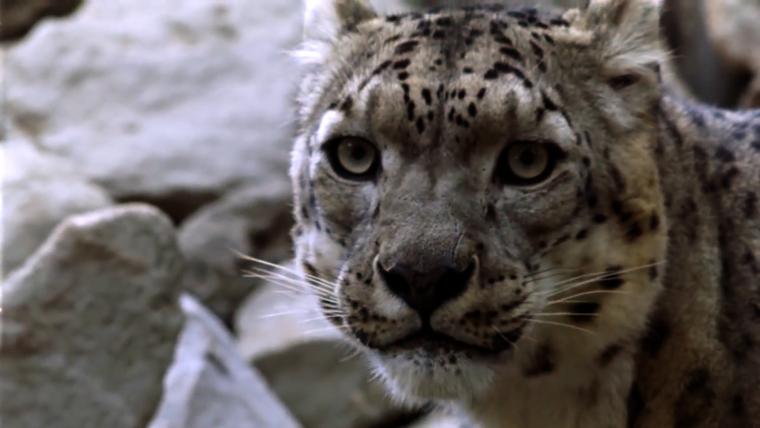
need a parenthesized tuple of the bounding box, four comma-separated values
(519, 148, 536, 166)
(350, 144, 366, 161)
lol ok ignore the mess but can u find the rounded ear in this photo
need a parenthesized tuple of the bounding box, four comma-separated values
(577, 0, 664, 92)
(303, 0, 377, 43)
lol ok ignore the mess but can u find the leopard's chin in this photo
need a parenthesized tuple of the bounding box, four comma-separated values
(367, 347, 506, 402)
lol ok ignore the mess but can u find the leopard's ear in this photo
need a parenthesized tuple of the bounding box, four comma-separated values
(303, 0, 377, 43)
(296, 0, 376, 65)
(570, 0, 664, 91)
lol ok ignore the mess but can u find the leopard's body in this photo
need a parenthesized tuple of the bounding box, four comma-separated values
(288, 1, 760, 426)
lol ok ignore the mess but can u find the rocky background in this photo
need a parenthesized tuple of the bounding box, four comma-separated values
(1, 0, 759, 427)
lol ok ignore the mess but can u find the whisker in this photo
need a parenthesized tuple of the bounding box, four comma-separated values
(548, 289, 630, 305)
(247, 271, 338, 299)
(246, 267, 335, 292)
(526, 318, 596, 336)
(237, 253, 336, 288)
(531, 312, 600, 317)
(541, 261, 663, 299)
(491, 326, 521, 352)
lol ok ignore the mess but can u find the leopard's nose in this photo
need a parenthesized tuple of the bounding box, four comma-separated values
(378, 260, 475, 319)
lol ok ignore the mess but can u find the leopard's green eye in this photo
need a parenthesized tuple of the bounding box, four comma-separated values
(325, 137, 380, 180)
(496, 141, 563, 186)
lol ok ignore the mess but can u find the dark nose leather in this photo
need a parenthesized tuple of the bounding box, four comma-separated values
(379, 260, 475, 319)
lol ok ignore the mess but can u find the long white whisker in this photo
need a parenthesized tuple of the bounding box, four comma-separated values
(527, 319, 596, 336)
(237, 253, 336, 288)
(548, 289, 630, 305)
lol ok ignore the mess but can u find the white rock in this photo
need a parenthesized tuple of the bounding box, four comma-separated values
(255, 338, 415, 428)
(148, 294, 301, 428)
(179, 177, 293, 275)
(0, 204, 184, 428)
(4, 0, 300, 203)
(235, 274, 340, 360)
(410, 410, 473, 428)
(2, 141, 112, 274)
(177, 178, 293, 322)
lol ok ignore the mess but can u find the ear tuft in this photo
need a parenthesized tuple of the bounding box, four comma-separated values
(303, 0, 377, 43)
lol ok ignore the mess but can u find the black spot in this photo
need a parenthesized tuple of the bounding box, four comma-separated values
(394, 40, 419, 55)
(648, 261, 659, 281)
(570, 302, 599, 323)
(477, 87, 487, 99)
(732, 393, 747, 418)
(675, 368, 714, 427)
(421, 88, 432, 105)
(650, 213, 660, 231)
(397, 72, 409, 80)
(746, 192, 758, 217)
(597, 344, 623, 367)
(715, 146, 736, 162)
(340, 96, 353, 112)
(458, 89, 466, 99)
(530, 41, 544, 58)
(393, 59, 411, 70)
(499, 46, 523, 62)
(372, 60, 392, 75)
(575, 229, 589, 240)
(626, 223, 643, 241)
(535, 108, 546, 123)
(640, 314, 670, 356)
(463, 67, 474, 74)
(435, 17, 453, 26)
(406, 101, 415, 121)
(523, 343, 555, 377)
(432, 30, 445, 39)
(600, 266, 624, 289)
(484, 69, 499, 80)
(542, 91, 558, 111)
(626, 382, 644, 428)
(415, 117, 425, 133)
(467, 102, 477, 117)
(720, 166, 740, 189)
(549, 18, 569, 27)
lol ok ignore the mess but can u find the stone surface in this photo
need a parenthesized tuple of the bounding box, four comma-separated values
(4, 0, 300, 219)
(178, 177, 293, 324)
(0, 204, 184, 428)
(704, 0, 760, 108)
(148, 294, 301, 428)
(663, 0, 749, 107)
(254, 339, 417, 428)
(410, 411, 471, 428)
(2, 141, 113, 274)
(0, 0, 82, 41)
(179, 177, 293, 274)
(705, 0, 760, 69)
(235, 271, 340, 360)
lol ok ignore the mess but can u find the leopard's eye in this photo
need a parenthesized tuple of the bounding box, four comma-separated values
(325, 137, 380, 180)
(496, 141, 563, 186)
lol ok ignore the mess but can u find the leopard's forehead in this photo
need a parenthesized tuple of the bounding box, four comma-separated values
(308, 6, 594, 155)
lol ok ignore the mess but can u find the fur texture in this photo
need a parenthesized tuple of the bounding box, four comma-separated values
(289, 1, 760, 426)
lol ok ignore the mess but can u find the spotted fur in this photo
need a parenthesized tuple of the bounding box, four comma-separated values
(289, 1, 760, 427)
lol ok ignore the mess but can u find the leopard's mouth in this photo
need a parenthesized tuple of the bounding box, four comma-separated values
(375, 324, 524, 356)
